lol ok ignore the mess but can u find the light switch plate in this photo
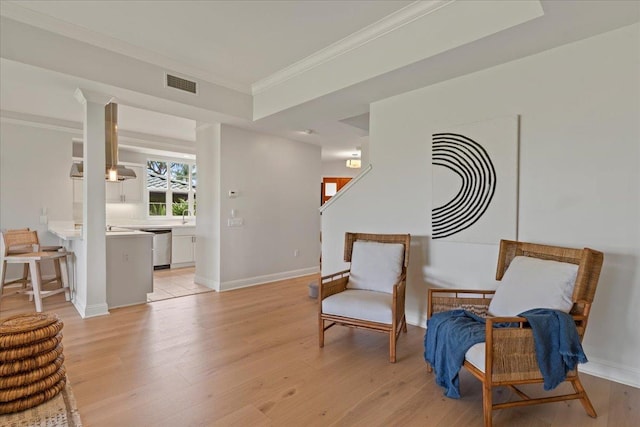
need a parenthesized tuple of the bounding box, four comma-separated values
(227, 218, 244, 227)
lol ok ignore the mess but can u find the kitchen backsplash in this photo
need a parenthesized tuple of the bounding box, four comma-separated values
(73, 201, 146, 223)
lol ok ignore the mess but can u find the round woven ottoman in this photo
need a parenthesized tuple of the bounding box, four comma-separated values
(0, 313, 67, 414)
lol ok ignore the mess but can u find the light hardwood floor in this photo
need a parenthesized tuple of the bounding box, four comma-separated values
(0, 273, 638, 426)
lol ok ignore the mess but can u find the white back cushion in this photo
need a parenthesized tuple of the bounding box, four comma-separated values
(488, 256, 579, 316)
(347, 241, 405, 294)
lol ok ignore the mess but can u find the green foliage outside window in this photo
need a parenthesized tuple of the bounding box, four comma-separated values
(149, 203, 166, 216)
(172, 200, 189, 216)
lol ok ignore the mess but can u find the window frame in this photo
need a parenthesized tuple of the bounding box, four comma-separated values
(146, 158, 196, 218)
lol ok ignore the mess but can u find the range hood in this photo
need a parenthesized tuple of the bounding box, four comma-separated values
(70, 102, 137, 181)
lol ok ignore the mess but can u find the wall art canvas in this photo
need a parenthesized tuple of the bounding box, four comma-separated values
(431, 115, 518, 243)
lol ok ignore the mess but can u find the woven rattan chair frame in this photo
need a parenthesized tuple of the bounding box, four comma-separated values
(427, 239, 604, 427)
(318, 232, 411, 363)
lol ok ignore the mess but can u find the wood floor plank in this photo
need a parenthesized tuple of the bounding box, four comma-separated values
(607, 380, 640, 427)
(210, 405, 271, 427)
(1, 270, 638, 427)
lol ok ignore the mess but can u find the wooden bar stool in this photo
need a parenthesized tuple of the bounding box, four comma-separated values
(0, 228, 64, 292)
(0, 230, 70, 312)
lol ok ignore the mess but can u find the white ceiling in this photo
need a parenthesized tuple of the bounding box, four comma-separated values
(1, 1, 638, 161)
(11, 0, 412, 92)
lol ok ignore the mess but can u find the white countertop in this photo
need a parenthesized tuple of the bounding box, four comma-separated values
(48, 222, 82, 241)
(106, 228, 153, 238)
(120, 223, 195, 230)
(48, 222, 153, 240)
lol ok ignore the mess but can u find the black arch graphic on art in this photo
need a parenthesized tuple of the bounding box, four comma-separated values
(432, 133, 496, 239)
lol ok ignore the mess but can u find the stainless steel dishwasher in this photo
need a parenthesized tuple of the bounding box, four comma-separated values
(142, 229, 172, 270)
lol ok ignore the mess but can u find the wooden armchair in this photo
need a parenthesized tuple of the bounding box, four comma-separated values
(319, 232, 411, 362)
(427, 239, 604, 427)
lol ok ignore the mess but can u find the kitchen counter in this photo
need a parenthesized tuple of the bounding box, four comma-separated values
(116, 222, 196, 230)
(48, 222, 82, 240)
(106, 227, 153, 238)
(48, 222, 153, 240)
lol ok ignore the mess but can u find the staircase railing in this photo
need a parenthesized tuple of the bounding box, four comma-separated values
(319, 164, 372, 213)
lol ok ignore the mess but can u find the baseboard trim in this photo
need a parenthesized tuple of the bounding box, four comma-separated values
(580, 357, 640, 389)
(406, 314, 640, 389)
(220, 267, 319, 292)
(194, 275, 220, 291)
(73, 300, 109, 319)
(407, 314, 427, 330)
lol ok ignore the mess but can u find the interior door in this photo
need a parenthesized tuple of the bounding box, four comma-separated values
(322, 177, 352, 205)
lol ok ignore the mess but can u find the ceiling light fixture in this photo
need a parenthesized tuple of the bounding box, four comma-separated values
(346, 159, 361, 169)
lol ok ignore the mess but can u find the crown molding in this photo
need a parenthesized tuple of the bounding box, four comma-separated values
(0, 1, 251, 95)
(74, 88, 115, 105)
(0, 110, 195, 151)
(0, 110, 82, 134)
(251, 0, 455, 95)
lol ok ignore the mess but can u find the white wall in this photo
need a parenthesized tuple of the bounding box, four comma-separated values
(219, 125, 321, 289)
(322, 24, 640, 386)
(321, 160, 360, 179)
(195, 123, 221, 290)
(0, 122, 74, 241)
(0, 122, 75, 284)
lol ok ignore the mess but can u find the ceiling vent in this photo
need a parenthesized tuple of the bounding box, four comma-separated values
(166, 73, 197, 94)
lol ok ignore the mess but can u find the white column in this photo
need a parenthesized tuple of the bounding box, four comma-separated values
(194, 122, 221, 290)
(73, 88, 110, 317)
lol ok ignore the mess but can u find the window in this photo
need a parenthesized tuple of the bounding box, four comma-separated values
(147, 159, 196, 217)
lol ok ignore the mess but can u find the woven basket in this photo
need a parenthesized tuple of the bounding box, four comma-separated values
(0, 333, 63, 362)
(0, 344, 64, 377)
(0, 366, 66, 402)
(0, 355, 65, 390)
(0, 376, 66, 415)
(0, 319, 63, 349)
(0, 313, 59, 334)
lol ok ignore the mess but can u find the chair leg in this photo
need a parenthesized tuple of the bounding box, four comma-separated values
(482, 383, 493, 427)
(0, 260, 6, 297)
(22, 264, 30, 289)
(389, 331, 396, 363)
(60, 256, 71, 302)
(402, 316, 407, 333)
(28, 260, 44, 312)
(571, 376, 597, 418)
(53, 258, 63, 287)
(318, 315, 325, 348)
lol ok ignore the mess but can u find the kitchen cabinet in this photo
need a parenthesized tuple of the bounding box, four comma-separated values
(106, 165, 143, 203)
(73, 165, 143, 204)
(171, 226, 196, 266)
(106, 232, 153, 309)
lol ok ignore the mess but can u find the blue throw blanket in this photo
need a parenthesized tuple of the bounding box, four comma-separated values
(424, 308, 587, 398)
(424, 310, 488, 398)
(519, 308, 588, 390)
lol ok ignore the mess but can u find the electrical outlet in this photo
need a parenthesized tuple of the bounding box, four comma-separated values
(294, 249, 299, 257)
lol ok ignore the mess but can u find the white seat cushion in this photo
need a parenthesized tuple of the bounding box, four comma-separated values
(488, 256, 579, 316)
(465, 343, 486, 372)
(347, 241, 405, 294)
(322, 289, 393, 324)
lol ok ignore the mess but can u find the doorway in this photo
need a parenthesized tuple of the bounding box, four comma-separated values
(321, 177, 352, 204)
